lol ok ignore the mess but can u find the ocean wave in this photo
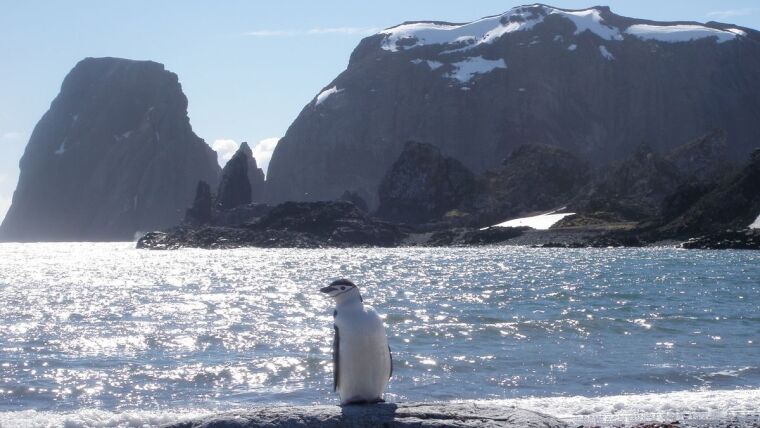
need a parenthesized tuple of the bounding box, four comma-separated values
(0, 408, 215, 428)
(481, 388, 760, 424)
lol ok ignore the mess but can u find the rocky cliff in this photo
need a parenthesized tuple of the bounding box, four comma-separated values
(376, 142, 480, 224)
(265, 4, 760, 206)
(0, 57, 220, 241)
(216, 142, 266, 209)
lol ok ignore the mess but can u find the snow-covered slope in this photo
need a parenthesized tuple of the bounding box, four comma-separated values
(373, 4, 745, 85)
(379, 4, 743, 51)
(751, 213, 760, 229)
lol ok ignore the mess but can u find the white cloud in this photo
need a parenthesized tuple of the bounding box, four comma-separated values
(242, 29, 298, 37)
(211, 139, 240, 167)
(1, 131, 25, 140)
(706, 8, 756, 19)
(210, 138, 280, 175)
(243, 27, 377, 37)
(251, 137, 280, 175)
(306, 27, 379, 36)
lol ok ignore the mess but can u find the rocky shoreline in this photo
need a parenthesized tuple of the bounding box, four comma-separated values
(136, 200, 760, 250)
(162, 402, 568, 428)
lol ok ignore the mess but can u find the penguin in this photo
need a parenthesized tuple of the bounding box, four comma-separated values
(320, 279, 392, 405)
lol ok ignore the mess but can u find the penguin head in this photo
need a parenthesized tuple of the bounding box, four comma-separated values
(320, 279, 361, 303)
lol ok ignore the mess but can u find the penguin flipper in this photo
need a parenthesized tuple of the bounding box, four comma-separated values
(333, 325, 340, 392)
(388, 345, 393, 380)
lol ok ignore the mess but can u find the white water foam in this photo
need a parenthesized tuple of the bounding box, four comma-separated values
(480, 388, 760, 425)
(3, 389, 759, 427)
(0, 408, 216, 428)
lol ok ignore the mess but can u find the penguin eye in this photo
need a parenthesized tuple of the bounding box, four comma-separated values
(341, 286, 346, 290)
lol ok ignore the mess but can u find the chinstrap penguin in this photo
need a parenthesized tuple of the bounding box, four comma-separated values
(320, 279, 392, 405)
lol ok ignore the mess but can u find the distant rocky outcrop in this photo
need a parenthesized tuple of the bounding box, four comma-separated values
(339, 190, 369, 212)
(665, 129, 732, 181)
(475, 144, 591, 225)
(654, 148, 760, 237)
(216, 142, 265, 210)
(0, 57, 220, 241)
(569, 144, 684, 220)
(375, 142, 480, 224)
(140, 200, 406, 249)
(265, 4, 760, 205)
(184, 181, 214, 226)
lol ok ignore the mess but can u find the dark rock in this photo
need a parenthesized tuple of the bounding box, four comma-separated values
(475, 144, 591, 225)
(680, 229, 760, 249)
(265, 5, 760, 205)
(216, 142, 265, 210)
(339, 190, 369, 212)
(138, 200, 407, 249)
(213, 204, 272, 227)
(665, 129, 733, 181)
(185, 181, 214, 226)
(654, 149, 760, 237)
(551, 212, 629, 229)
(425, 226, 529, 246)
(376, 142, 480, 224)
(162, 402, 568, 428)
(570, 144, 684, 221)
(0, 57, 220, 241)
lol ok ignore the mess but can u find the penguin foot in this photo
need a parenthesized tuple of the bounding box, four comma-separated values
(341, 397, 385, 406)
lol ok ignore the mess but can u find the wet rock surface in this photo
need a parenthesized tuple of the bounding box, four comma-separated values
(163, 402, 568, 428)
(680, 229, 760, 250)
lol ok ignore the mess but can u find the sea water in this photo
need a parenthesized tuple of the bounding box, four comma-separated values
(0, 243, 758, 426)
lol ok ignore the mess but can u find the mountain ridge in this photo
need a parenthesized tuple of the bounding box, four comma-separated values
(265, 4, 760, 207)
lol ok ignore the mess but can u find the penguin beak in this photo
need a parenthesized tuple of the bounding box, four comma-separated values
(320, 285, 337, 294)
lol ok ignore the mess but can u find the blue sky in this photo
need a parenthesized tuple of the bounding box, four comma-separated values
(1, 1, 759, 222)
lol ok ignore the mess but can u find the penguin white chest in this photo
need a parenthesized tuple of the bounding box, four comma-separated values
(334, 305, 391, 404)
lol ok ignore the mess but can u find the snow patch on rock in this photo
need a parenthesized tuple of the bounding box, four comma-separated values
(625, 24, 743, 43)
(411, 59, 444, 70)
(379, 5, 623, 52)
(598, 45, 614, 60)
(489, 209, 574, 230)
(561, 8, 622, 40)
(315, 86, 343, 106)
(446, 56, 506, 83)
(54, 140, 67, 155)
(750, 213, 760, 229)
(427, 60, 444, 70)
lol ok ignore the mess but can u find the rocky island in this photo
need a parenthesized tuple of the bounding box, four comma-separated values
(3, 5, 759, 249)
(0, 57, 220, 241)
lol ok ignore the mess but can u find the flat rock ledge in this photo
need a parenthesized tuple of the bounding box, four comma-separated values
(164, 402, 568, 428)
